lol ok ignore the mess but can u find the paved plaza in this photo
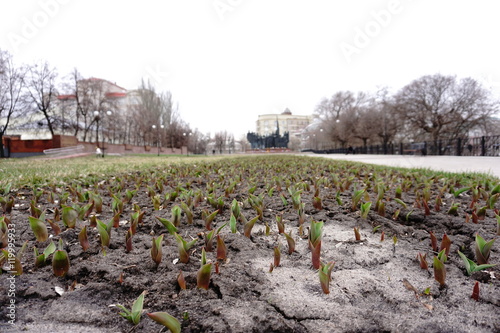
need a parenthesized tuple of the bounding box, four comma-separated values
(304, 153, 500, 178)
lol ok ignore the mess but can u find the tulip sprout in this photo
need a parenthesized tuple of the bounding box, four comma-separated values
(433, 249, 447, 288)
(151, 234, 164, 266)
(52, 239, 70, 277)
(115, 290, 146, 325)
(29, 214, 49, 243)
(475, 234, 495, 265)
(309, 220, 323, 269)
(319, 261, 335, 294)
(174, 233, 197, 263)
(457, 250, 496, 275)
(147, 312, 181, 333)
(34, 241, 56, 268)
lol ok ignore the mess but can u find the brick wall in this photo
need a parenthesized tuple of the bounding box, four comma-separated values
(3, 135, 188, 158)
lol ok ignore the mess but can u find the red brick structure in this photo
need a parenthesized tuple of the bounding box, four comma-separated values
(1, 135, 187, 158)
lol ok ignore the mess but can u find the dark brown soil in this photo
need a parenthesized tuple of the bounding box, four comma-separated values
(1, 155, 499, 332)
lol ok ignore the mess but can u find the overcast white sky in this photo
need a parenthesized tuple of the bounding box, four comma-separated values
(1, 0, 499, 138)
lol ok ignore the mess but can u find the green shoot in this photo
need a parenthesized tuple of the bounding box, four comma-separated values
(34, 241, 56, 268)
(203, 209, 218, 231)
(180, 202, 193, 224)
(125, 228, 133, 253)
(447, 202, 459, 216)
(351, 188, 365, 212)
(309, 220, 323, 269)
(453, 187, 470, 197)
(78, 226, 89, 252)
(155, 217, 178, 235)
(216, 234, 227, 261)
(312, 196, 322, 210)
(457, 250, 496, 275)
(475, 234, 495, 265)
(97, 220, 111, 251)
(433, 249, 446, 288)
(147, 312, 181, 333)
(151, 234, 164, 266)
(204, 229, 215, 252)
(284, 230, 295, 254)
(197, 261, 213, 290)
(231, 199, 240, 220)
(174, 233, 197, 264)
(171, 205, 182, 227)
(496, 214, 500, 235)
(29, 215, 48, 243)
(360, 201, 371, 219)
(335, 191, 343, 205)
(276, 214, 285, 234)
(61, 205, 78, 228)
(52, 239, 70, 277)
(230, 214, 237, 233)
(273, 244, 281, 267)
(280, 194, 288, 206)
(243, 216, 259, 238)
(319, 261, 335, 294)
(115, 290, 146, 325)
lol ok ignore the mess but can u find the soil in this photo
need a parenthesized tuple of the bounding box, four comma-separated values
(1, 155, 499, 333)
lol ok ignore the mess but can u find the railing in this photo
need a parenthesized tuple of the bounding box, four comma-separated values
(310, 135, 500, 156)
(43, 145, 85, 157)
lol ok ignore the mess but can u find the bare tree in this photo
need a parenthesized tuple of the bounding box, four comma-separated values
(84, 78, 113, 142)
(314, 91, 368, 148)
(353, 105, 379, 150)
(0, 50, 26, 157)
(60, 68, 87, 139)
(372, 89, 402, 151)
(129, 80, 175, 146)
(26, 61, 58, 136)
(395, 74, 498, 153)
(238, 133, 250, 152)
(188, 129, 210, 154)
(227, 133, 235, 153)
(214, 131, 228, 153)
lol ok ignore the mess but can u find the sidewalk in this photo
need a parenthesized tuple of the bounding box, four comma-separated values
(304, 153, 500, 178)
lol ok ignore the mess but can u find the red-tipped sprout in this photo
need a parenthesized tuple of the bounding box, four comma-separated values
(309, 220, 323, 269)
(147, 312, 181, 333)
(319, 261, 335, 294)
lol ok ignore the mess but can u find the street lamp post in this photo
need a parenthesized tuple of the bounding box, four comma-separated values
(319, 128, 323, 150)
(94, 110, 112, 158)
(183, 132, 192, 156)
(152, 124, 164, 156)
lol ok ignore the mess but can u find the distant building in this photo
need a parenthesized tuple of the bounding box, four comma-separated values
(255, 108, 313, 149)
(6, 78, 131, 141)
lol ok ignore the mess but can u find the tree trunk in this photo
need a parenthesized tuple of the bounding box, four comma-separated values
(0, 133, 5, 158)
(44, 111, 55, 136)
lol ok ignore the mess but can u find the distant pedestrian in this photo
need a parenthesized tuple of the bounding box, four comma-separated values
(346, 146, 353, 155)
(95, 146, 102, 157)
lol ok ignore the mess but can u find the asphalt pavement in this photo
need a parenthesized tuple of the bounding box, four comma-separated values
(304, 153, 500, 178)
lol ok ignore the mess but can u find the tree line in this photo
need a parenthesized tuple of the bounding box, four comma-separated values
(1, 49, 240, 157)
(313, 74, 499, 153)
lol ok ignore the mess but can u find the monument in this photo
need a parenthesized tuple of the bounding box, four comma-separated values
(247, 120, 289, 149)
